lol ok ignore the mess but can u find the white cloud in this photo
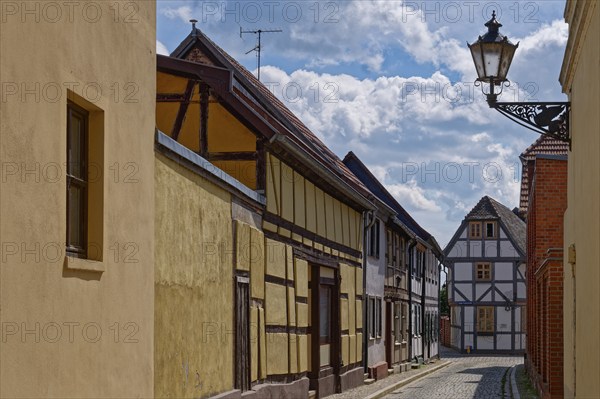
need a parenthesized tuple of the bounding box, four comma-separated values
(156, 0, 567, 245)
(161, 5, 193, 24)
(156, 40, 169, 56)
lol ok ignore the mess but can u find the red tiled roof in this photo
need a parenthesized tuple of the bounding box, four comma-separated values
(519, 136, 568, 215)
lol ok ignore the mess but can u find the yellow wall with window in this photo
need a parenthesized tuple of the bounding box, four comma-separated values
(0, 2, 157, 397)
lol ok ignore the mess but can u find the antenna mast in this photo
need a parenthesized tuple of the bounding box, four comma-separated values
(240, 27, 282, 80)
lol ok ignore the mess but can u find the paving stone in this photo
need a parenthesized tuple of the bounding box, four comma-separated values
(383, 347, 523, 399)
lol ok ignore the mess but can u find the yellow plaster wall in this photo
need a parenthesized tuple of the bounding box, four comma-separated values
(250, 227, 265, 300)
(264, 153, 364, 254)
(154, 154, 234, 398)
(0, 3, 156, 397)
(207, 103, 256, 152)
(562, 3, 600, 397)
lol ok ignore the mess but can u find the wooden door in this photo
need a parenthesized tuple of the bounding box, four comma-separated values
(235, 276, 250, 391)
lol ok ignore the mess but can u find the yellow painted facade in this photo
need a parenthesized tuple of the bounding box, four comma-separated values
(265, 153, 363, 259)
(0, 2, 157, 397)
(154, 153, 235, 397)
(560, 2, 600, 398)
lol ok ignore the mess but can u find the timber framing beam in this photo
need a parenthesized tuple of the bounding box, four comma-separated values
(199, 83, 209, 157)
(207, 152, 257, 161)
(171, 79, 196, 141)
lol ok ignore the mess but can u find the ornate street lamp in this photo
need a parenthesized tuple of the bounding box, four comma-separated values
(468, 11, 570, 145)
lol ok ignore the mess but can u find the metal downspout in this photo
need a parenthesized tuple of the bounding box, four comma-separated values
(363, 210, 376, 373)
(407, 239, 416, 362)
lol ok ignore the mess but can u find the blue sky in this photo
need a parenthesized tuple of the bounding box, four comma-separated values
(157, 1, 568, 248)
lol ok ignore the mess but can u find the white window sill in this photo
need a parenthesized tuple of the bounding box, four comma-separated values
(65, 256, 105, 273)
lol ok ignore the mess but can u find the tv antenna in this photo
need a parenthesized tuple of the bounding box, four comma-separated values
(240, 27, 282, 80)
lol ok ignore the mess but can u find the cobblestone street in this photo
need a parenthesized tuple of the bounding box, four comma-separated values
(383, 347, 523, 399)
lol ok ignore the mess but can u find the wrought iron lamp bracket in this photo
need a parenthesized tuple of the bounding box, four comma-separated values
(492, 101, 571, 147)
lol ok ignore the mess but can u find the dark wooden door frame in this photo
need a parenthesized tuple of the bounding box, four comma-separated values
(309, 263, 342, 394)
(235, 276, 250, 391)
(385, 301, 393, 367)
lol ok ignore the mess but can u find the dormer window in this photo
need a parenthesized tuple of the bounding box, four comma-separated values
(469, 222, 481, 239)
(485, 222, 497, 238)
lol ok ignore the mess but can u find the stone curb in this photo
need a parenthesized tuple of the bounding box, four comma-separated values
(510, 365, 521, 399)
(362, 361, 452, 399)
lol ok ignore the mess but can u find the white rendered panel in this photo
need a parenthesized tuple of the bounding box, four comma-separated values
(517, 263, 526, 279)
(485, 241, 497, 257)
(454, 262, 472, 281)
(476, 284, 491, 301)
(455, 284, 472, 301)
(500, 241, 519, 257)
(451, 327, 461, 347)
(500, 228, 507, 239)
(517, 282, 526, 299)
(495, 283, 513, 302)
(470, 241, 482, 257)
(495, 263, 514, 280)
(497, 307, 512, 333)
(478, 336, 494, 350)
(464, 306, 474, 332)
(464, 333, 473, 349)
(497, 334, 512, 350)
(449, 241, 467, 258)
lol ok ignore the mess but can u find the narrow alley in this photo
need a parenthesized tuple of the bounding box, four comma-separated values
(383, 347, 522, 399)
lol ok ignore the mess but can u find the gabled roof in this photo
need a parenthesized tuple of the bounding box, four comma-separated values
(343, 151, 440, 252)
(465, 196, 526, 254)
(519, 136, 568, 215)
(170, 28, 371, 202)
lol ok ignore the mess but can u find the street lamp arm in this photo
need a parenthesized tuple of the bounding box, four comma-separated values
(493, 102, 571, 145)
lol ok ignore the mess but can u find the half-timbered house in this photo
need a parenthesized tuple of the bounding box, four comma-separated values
(343, 153, 442, 367)
(444, 196, 526, 353)
(154, 26, 375, 398)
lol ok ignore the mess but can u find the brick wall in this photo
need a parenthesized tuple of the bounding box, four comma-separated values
(439, 316, 451, 347)
(525, 156, 567, 399)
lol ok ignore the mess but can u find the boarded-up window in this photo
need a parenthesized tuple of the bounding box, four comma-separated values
(476, 263, 491, 281)
(477, 306, 494, 333)
(469, 222, 481, 239)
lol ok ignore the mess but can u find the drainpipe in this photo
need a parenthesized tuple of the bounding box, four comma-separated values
(362, 210, 376, 372)
(406, 239, 416, 362)
(438, 262, 447, 358)
(421, 250, 427, 361)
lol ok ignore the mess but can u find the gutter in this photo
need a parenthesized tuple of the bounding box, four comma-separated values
(362, 210, 376, 372)
(406, 238, 416, 361)
(269, 134, 375, 211)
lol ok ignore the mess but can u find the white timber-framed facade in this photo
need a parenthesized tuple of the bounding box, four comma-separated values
(444, 196, 526, 354)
